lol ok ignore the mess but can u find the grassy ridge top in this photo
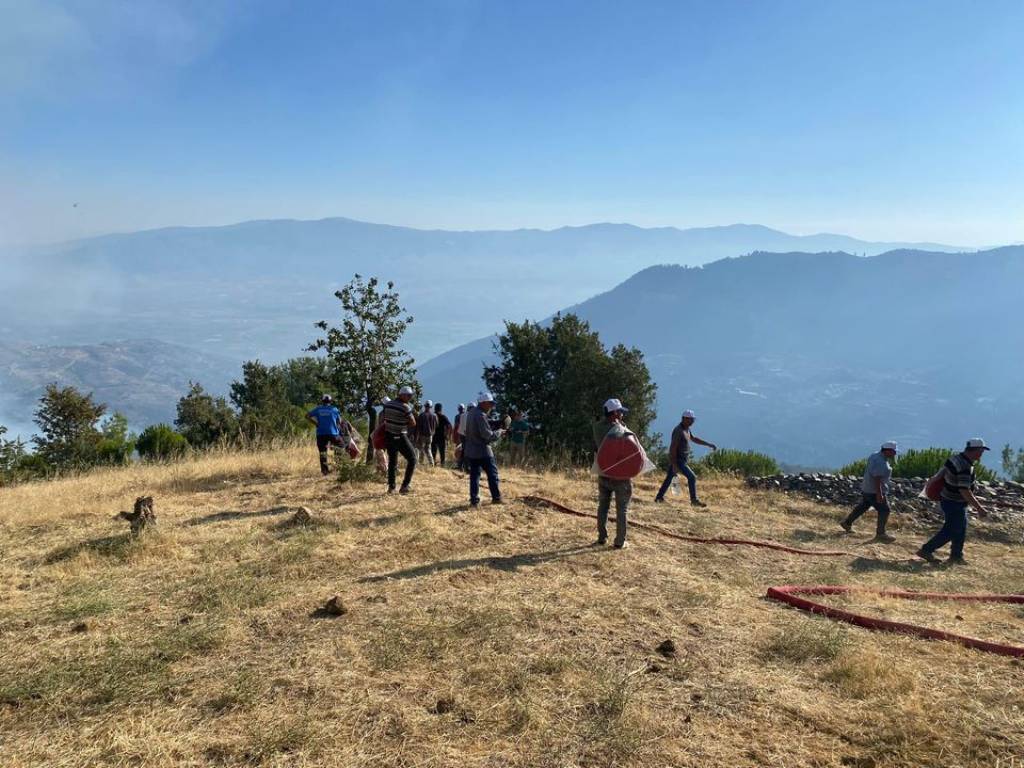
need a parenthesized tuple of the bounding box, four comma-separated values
(1, 448, 1022, 767)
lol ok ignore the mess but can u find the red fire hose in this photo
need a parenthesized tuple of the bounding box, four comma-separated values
(521, 495, 855, 557)
(521, 496, 1024, 658)
(767, 586, 1024, 658)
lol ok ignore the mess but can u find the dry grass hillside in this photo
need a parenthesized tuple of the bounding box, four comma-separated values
(1, 446, 1023, 767)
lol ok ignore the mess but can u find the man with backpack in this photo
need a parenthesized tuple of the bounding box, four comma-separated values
(655, 409, 717, 506)
(917, 439, 992, 565)
(382, 386, 418, 494)
(306, 395, 355, 476)
(840, 441, 898, 541)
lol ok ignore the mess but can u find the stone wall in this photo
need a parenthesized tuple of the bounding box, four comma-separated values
(746, 473, 1024, 523)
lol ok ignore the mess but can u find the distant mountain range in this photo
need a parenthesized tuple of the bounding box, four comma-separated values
(420, 246, 1024, 468)
(3, 217, 970, 366)
(0, 340, 236, 439)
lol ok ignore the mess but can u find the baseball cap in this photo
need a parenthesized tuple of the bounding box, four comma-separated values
(424, 400, 433, 407)
(682, 409, 695, 419)
(603, 398, 628, 413)
(965, 438, 990, 451)
(398, 385, 414, 396)
(477, 391, 495, 403)
(881, 441, 898, 452)
(321, 394, 332, 404)
(458, 403, 465, 410)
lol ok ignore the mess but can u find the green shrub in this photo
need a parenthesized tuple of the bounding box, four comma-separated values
(137, 424, 190, 460)
(839, 447, 998, 481)
(693, 449, 779, 478)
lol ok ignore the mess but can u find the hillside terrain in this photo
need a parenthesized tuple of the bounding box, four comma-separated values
(1, 448, 1022, 767)
(3, 217, 967, 365)
(0, 340, 237, 437)
(421, 246, 1024, 467)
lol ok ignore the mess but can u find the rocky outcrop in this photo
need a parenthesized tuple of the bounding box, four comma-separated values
(746, 474, 1024, 522)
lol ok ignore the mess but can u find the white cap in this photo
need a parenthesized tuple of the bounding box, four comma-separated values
(424, 400, 433, 407)
(398, 385, 414, 396)
(965, 438, 990, 451)
(477, 391, 495, 403)
(603, 398, 628, 413)
(881, 441, 898, 453)
(458, 403, 465, 410)
(682, 409, 695, 419)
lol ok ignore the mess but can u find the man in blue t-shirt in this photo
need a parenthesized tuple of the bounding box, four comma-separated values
(306, 395, 352, 476)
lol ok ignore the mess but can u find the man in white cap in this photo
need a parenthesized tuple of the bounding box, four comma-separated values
(381, 385, 418, 494)
(655, 409, 717, 506)
(917, 439, 992, 564)
(840, 441, 899, 541)
(593, 398, 633, 548)
(462, 392, 504, 506)
(415, 400, 438, 466)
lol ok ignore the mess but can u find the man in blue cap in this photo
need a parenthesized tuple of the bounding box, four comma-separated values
(841, 441, 899, 541)
(306, 395, 353, 476)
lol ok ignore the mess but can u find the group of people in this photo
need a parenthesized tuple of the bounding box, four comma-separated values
(309, 389, 993, 563)
(841, 438, 993, 565)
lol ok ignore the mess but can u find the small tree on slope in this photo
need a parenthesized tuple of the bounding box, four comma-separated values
(309, 275, 419, 463)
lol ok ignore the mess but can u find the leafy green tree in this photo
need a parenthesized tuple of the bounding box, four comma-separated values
(484, 313, 657, 462)
(175, 381, 239, 448)
(96, 412, 137, 465)
(32, 384, 107, 471)
(137, 424, 190, 460)
(277, 356, 332, 407)
(1001, 444, 1024, 482)
(230, 360, 307, 441)
(309, 275, 420, 462)
(0, 425, 29, 483)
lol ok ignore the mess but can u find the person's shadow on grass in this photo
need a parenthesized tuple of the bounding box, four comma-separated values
(358, 544, 597, 583)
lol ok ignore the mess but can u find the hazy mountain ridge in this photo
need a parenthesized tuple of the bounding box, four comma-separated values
(3, 217, 970, 366)
(420, 246, 1024, 467)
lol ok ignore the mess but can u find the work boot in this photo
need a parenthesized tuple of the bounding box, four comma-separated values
(946, 556, 968, 566)
(491, 498, 504, 505)
(613, 541, 629, 550)
(871, 533, 896, 543)
(399, 486, 412, 495)
(916, 548, 939, 563)
(594, 537, 607, 547)
(840, 519, 853, 533)
(691, 500, 708, 508)
(653, 497, 665, 504)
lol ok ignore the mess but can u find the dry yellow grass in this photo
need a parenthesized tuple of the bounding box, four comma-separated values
(2, 446, 1023, 767)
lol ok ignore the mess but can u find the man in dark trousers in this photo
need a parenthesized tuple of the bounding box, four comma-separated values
(463, 392, 504, 506)
(415, 400, 438, 466)
(593, 398, 633, 549)
(655, 409, 717, 506)
(917, 439, 992, 565)
(841, 441, 898, 541)
(431, 403, 452, 467)
(382, 386, 418, 494)
(306, 395, 353, 476)
(453, 403, 467, 471)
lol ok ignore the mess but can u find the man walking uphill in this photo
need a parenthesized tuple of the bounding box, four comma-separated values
(917, 439, 992, 565)
(841, 441, 898, 541)
(307, 395, 355, 476)
(593, 398, 633, 549)
(463, 393, 504, 506)
(431, 403, 452, 467)
(382, 386, 418, 494)
(655, 409, 717, 506)
(416, 401, 438, 466)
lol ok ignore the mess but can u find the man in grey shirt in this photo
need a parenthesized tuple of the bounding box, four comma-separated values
(840, 441, 898, 541)
(463, 392, 504, 506)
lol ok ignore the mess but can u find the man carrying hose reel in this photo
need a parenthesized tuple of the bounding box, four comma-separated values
(593, 398, 655, 549)
(917, 439, 992, 565)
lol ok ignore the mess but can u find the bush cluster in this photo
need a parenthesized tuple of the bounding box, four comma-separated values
(692, 449, 780, 478)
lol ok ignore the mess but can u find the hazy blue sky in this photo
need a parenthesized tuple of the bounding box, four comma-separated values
(3, 0, 1022, 246)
